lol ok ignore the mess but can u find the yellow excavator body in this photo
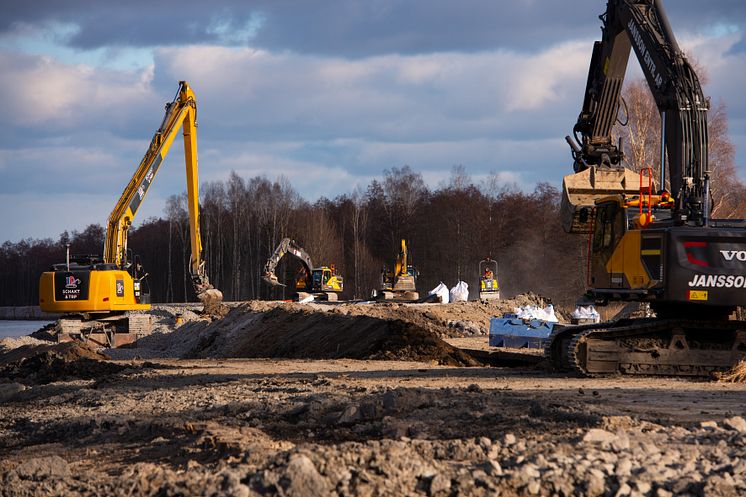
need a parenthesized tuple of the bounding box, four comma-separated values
(380, 239, 418, 299)
(39, 269, 149, 313)
(314, 267, 344, 293)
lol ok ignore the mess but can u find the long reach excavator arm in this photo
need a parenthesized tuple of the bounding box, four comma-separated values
(39, 81, 222, 344)
(104, 81, 221, 303)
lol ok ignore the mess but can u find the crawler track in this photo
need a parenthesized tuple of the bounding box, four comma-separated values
(545, 318, 746, 377)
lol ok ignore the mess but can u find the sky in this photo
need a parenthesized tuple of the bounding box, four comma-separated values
(2, 0, 746, 242)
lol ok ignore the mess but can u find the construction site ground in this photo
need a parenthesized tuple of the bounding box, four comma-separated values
(1, 296, 745, 497)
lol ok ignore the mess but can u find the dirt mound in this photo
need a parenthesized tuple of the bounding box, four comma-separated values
(109, 294, 557, 363)
(0, 342, 125, 384)
(320, 292, 556, 339)
(187, 305, 480, 366)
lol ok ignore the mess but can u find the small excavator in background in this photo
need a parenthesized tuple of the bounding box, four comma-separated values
(262, 238, 344, 301)
(478, 258, 500, 300)
(379, 239, 419, 300)
(547, 0, 746, 376)
(39, 81, 223, 346)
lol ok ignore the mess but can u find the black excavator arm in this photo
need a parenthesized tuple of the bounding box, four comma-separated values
(262, 238, 315, 287)
(569, 0, 709, 225)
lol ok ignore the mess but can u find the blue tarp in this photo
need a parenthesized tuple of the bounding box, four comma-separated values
(489, 316, 556, 349)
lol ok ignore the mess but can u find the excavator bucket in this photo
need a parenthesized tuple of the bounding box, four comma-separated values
(561, 166, 650, 234)
(262, 272, 285, 287)
(197, 288, 224, 305)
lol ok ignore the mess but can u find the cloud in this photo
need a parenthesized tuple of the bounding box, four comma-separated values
(4, 0, 746, 243)
(0, 50, 156, 131)
(0, 1, 602, 56)
(153, 42, 589, 144)
(4, 0, 746, 60)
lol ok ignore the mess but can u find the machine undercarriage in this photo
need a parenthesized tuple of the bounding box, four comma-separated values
(546, 316, 746, 377)
(54, 311, 151, 348)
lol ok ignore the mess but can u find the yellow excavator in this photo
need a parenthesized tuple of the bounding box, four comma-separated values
(262, 238, 344, 301)
(380, 239, 419, 300)
(39, 81, 222, 346)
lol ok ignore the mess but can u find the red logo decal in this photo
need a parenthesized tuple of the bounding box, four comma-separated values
(683, 241, 709, 267)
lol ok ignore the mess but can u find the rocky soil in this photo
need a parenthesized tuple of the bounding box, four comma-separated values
(1, 297, 745, 496)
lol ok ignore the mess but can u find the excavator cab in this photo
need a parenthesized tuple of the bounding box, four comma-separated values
(311, 267, 343, 293)
(479, 258, 500, 300)
(131, 253, 150, 304)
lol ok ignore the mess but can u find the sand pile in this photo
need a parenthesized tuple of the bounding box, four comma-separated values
(107, 304, 479, 366)
(187, 305, 480, 366)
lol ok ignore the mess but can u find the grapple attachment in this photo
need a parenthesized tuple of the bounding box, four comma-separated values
(561, 166, 649, 234)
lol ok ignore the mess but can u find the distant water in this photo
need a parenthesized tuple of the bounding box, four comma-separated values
(0, 321, 52, 338)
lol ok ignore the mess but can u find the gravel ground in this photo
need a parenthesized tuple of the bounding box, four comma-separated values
(1, 298, 745, 496)
(1, 358, 745, 496)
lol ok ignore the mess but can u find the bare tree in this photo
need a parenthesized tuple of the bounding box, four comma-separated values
(227, 172, 245, 299)
(202, 181, 227, 296)
(165, 193, 189, 300)
(707, 101, 739, 217)
(381, 165, 428, 251)
(613, 79, 660, 175)
(350, 187, 368, 299)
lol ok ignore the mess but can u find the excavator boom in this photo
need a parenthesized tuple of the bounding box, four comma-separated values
(563, 0, 710, 233)
(262, 238, 315, 287)
(103, 81, 220, 304)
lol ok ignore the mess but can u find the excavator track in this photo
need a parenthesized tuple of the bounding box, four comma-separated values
(545, 319, 746, 377)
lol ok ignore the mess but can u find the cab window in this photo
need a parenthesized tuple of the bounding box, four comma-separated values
(593, 203, 620, 251)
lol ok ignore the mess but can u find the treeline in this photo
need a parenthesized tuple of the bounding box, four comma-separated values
(0, 166, 589, 307)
